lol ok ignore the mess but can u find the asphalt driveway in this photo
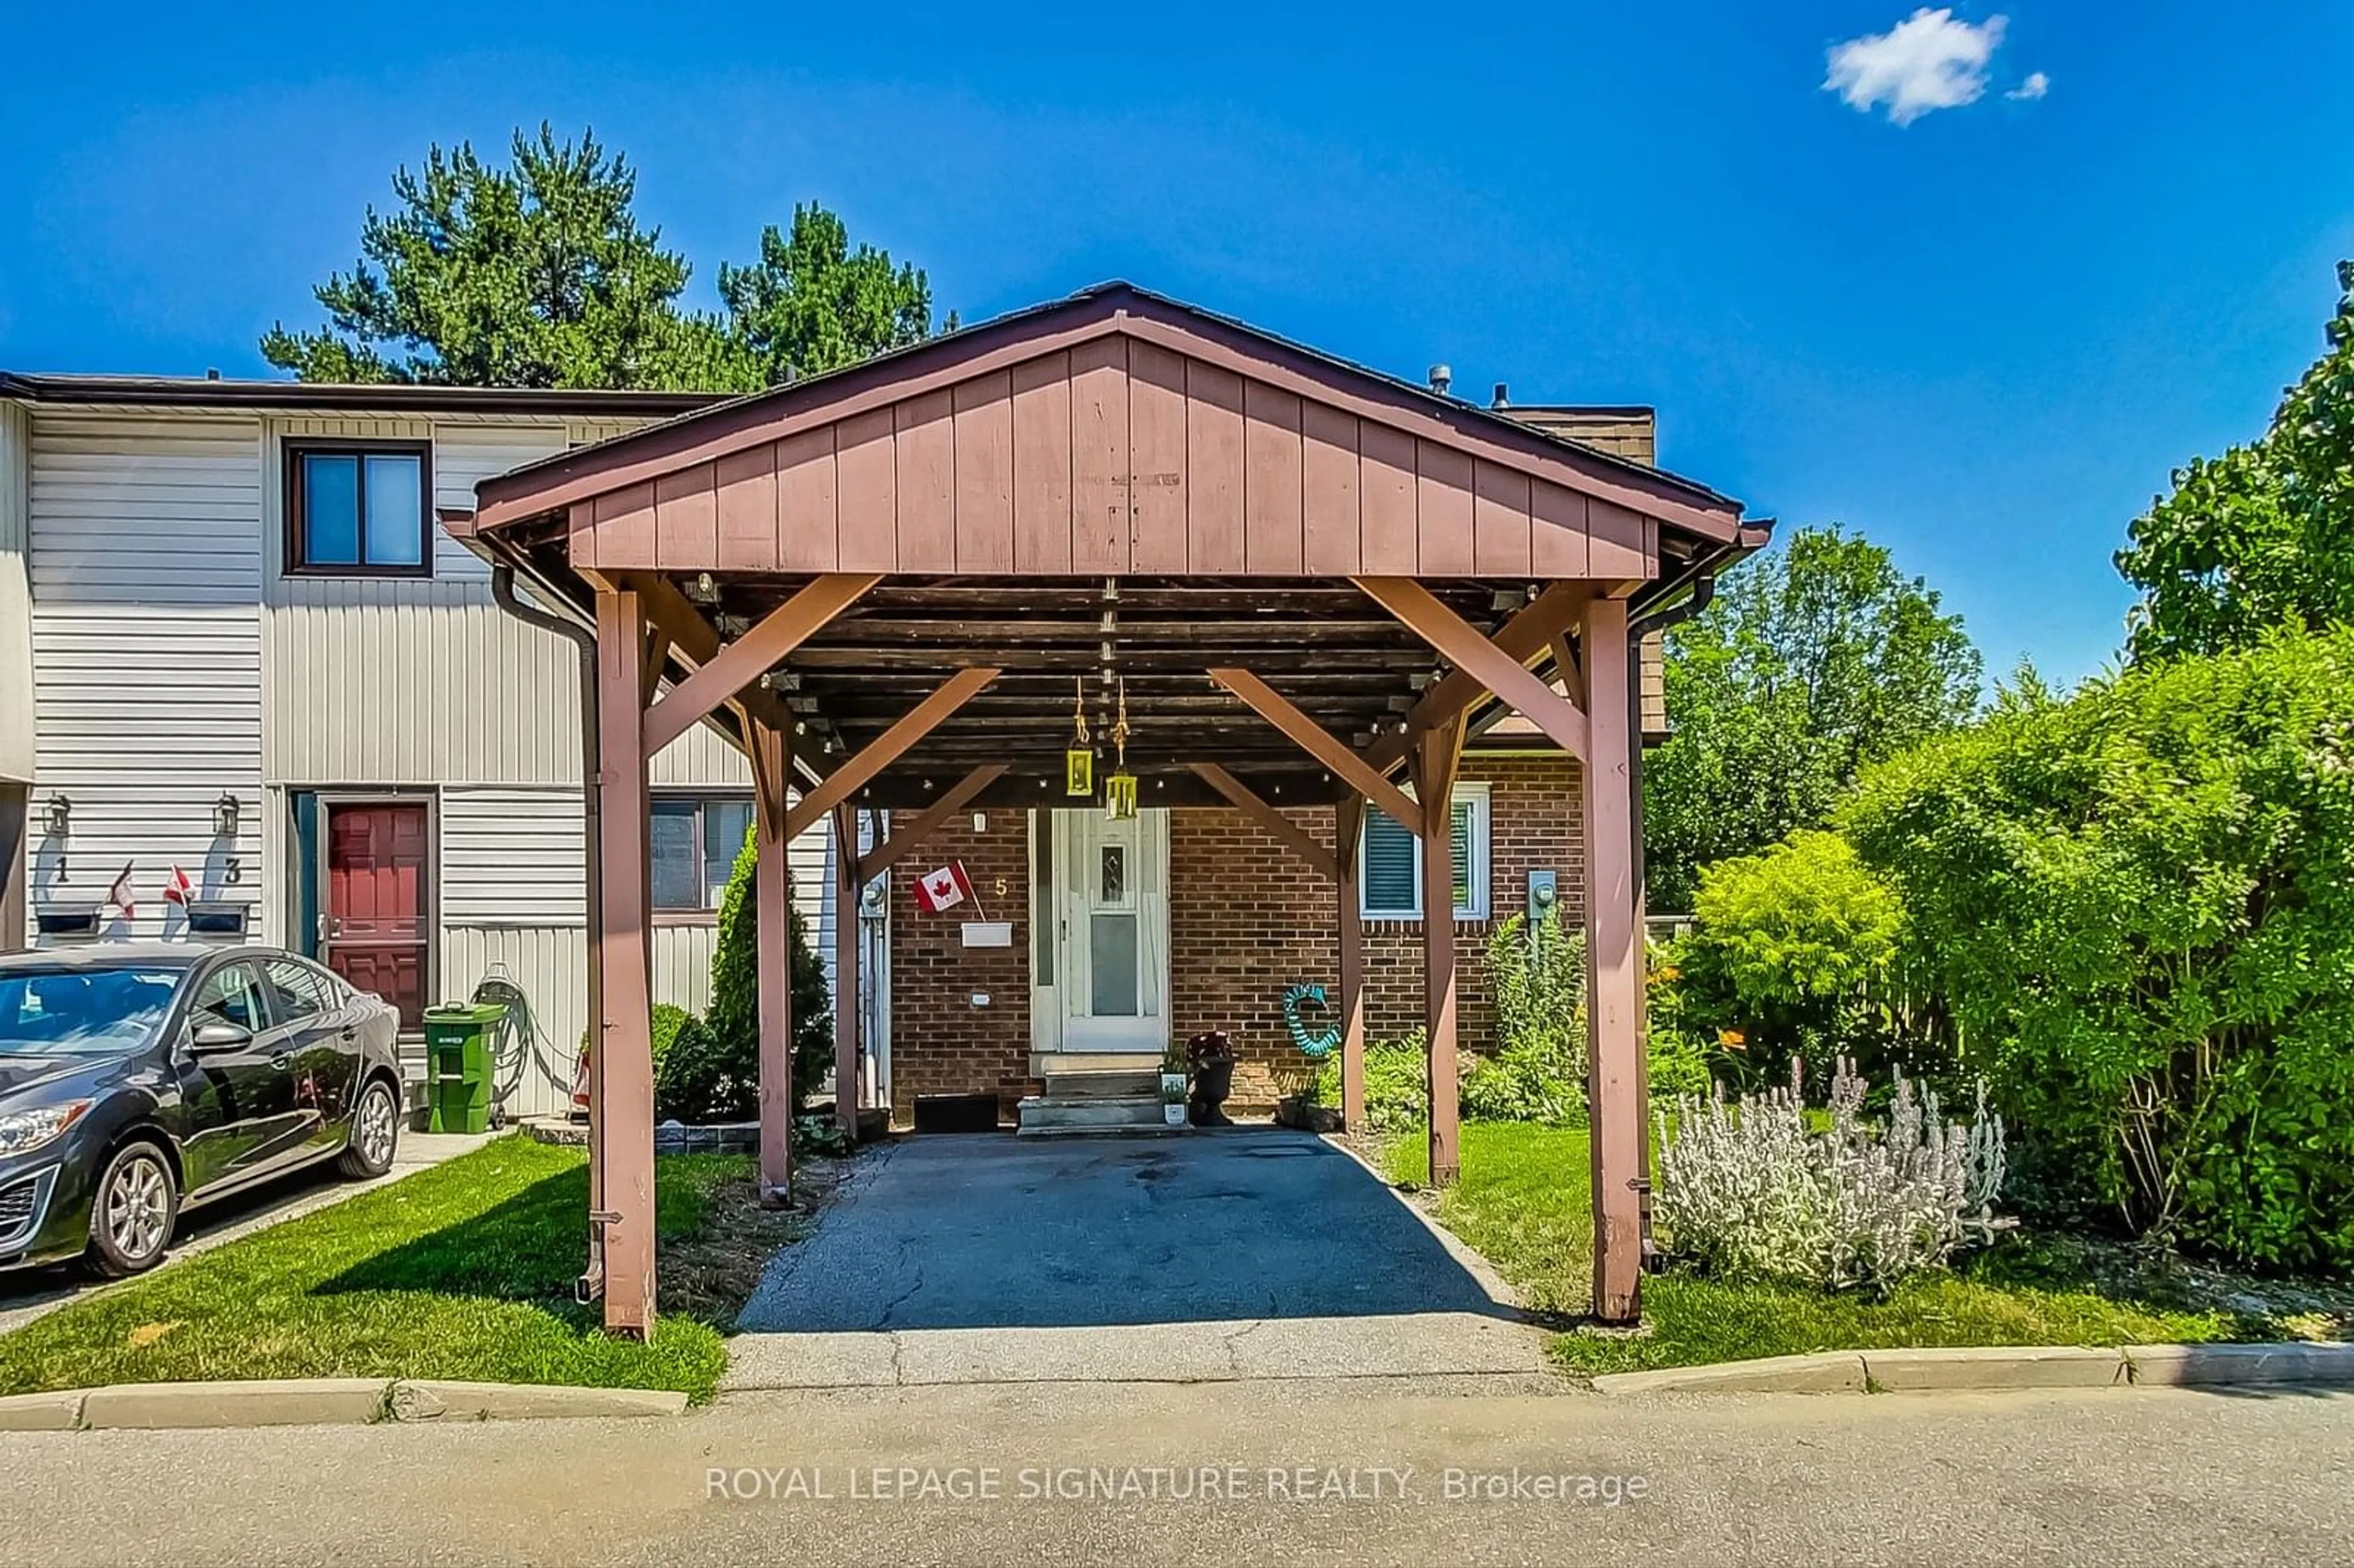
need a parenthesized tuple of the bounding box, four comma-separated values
(737, 1129, 1508, 1333)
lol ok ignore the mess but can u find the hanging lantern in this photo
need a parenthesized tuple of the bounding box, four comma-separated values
(1064, 678, 1094, 797)
(1105, 677, 1139, 820)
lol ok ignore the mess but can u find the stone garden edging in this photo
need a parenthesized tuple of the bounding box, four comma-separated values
(1589, 1341, 2354, 1396)
(0, 1377, 690, 1432)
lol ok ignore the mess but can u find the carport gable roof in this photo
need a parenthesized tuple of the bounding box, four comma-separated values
(468, 281, 1750, 574)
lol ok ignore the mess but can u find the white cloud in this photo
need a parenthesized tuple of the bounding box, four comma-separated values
(2007, 70, 2051, 101)
(1824, 8, 2008, 126)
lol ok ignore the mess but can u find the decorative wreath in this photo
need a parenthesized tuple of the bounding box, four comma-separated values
(1282, 983, 1342, 1059)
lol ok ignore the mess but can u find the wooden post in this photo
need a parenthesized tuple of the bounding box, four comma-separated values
(592, 587, 658, 1336)
(1415, 722, 1464, 1187)
(832, 802, 862, 1143)
(1335, 795, 1366, 1135)
(1582, 595, 1644, 1325)
(750, 720, 794, 1208)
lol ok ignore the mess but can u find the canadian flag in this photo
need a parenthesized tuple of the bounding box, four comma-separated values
(913, 862, 974, 915)
(105, 861, 137, 921)
(162, 866, 194, 907)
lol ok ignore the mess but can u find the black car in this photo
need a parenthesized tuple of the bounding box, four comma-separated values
(0, 943, 406, 1277)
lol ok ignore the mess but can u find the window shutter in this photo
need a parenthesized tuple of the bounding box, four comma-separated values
(1450, 800, 1474, 914)
(1362, 809, 1419, 916)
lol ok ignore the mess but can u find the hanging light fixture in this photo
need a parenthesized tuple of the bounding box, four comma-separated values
(1105, 677, 1138, 820)
(1064, 677, 1094, 797)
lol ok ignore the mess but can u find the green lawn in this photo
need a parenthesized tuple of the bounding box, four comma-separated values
(1383, 1123, 2272, 1377)
(0, 1137, 745, 1401)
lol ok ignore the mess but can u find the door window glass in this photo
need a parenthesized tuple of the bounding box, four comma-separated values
(1100, 845, 1126, 904)
(1089, 913, 1140, 1016)
(192, 964, 270, 1033)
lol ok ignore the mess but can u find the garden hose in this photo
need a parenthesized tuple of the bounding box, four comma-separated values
(469, 965, 568, 1130)
(1282, 983, 1342, 1059)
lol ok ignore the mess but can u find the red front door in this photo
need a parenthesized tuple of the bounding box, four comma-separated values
(324, 802, 430, 1030)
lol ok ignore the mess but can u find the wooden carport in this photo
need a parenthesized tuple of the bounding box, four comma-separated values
(454, 283, 1767, 1338)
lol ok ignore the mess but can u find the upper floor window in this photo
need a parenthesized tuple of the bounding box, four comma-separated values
(652, 796, 756, 912)
(286, 441, 432, 576)
(1360, 782, 1491, 922)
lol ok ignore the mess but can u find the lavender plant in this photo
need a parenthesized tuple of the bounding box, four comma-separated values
(1654, 1057, 2007, 1293)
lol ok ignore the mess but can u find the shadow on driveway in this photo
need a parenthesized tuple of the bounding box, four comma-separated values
(737, 1128, 1506, 1332)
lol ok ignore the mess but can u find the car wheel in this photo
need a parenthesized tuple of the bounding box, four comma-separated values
(86, 1142, 179, 1278)
(338, 1078, 400, 1179)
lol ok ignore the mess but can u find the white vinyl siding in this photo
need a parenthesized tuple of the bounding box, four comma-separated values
(26, 413, 264, 940)
(1358, 783, 1490, 921)
(0, 402, 32, 783)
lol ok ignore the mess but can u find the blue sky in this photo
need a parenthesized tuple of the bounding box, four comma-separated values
(3, 3, 2349, 684)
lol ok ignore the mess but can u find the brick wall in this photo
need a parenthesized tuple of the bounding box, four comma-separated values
(885, 807, 1036, 1122)
(887, 753, 1585, 1119)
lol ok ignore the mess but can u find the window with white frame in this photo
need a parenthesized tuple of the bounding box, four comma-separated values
(1358, 783, 1490, 921)
(651, 796, 756, 911)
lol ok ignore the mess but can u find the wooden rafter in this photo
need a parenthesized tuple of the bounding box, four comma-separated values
(1187, 763, 1339, 881)
(1206, 667, 1423, 837)
(641, 572, 880, 758)
(785, 668, 1002, 838)
(857, 766, 1009, 883)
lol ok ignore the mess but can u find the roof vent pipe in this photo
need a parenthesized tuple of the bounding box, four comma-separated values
(1427, 363, 1452, 397)
(1491, 382, 1509, 409)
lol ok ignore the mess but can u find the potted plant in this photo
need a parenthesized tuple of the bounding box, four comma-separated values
(1185, 1030, 1238, 1127)
(1159, 1042, 1189, 1106)
(1160, 1075, 1188, 1127)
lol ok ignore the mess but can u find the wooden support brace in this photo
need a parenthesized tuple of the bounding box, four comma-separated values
(621, 571, 804, 752)
(858, 765, 1008, 883)
(641, 573, 879, 758)
(786, 668, 1002, 839)
(1188, 763, 1339, 881)
(1206, 667, 1423, 837)
(1582, 593, 1645, 1324)
(1416, 720, 1465, 1189)
(1354, 576, 1590, 762)
(1366, 580, 1592, 774)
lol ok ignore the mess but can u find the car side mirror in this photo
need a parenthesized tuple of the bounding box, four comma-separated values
(188, 1021, 253, 1055)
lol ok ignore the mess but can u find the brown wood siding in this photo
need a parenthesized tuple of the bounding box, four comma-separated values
(574, 340, 1677, 581)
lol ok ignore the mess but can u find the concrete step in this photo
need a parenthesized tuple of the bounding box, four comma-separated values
(1015, 1094, 1186, 1136)
(1039, 1069, 1159, 1100)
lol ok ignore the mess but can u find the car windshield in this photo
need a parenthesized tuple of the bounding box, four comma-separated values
(0, 968, 183, 1056)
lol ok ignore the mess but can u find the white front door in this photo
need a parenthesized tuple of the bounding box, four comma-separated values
(1047, 808, 1169, 1053)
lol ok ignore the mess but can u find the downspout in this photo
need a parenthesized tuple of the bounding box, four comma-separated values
(489, 561, 606, 1304)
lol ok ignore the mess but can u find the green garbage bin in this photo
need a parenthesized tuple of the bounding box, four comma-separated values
(423, 1001, 506, 1134)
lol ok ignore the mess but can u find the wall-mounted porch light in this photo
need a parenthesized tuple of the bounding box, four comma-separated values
(42, 794, 71, 836)
(212, 793, 241, 838)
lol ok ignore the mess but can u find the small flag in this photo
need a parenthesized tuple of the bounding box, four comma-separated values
(913, 862, 975, 915)
(105, 861, 137, 921)
(162, 866, 194, 907)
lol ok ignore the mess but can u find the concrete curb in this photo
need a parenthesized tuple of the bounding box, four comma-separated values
(1590, 1342, 2354, 1397)
(0, 1378, 690, 1433)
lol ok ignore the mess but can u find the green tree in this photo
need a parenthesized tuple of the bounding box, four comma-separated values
(1644, 525, 1980, 912)
(262, 125, 942, 392)
(704, 831, 834, 1117)
(716, 205, 942, 387)
(2117, 262, 2354, 661)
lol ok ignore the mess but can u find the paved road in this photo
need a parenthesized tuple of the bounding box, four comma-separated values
(739, 1129, 1503, 1331)
(2, 1379, 2347, 1566)
(0, 1131, 489, 1336)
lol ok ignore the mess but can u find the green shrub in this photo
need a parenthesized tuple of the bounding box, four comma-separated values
(1312, 1035, 1432, 1133)
(704, 828, 833, 1121)
(1461, 913, 1587, 1124)
(1840, 625, 2354, 1271)
(1666, 830, 1940, 1097)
